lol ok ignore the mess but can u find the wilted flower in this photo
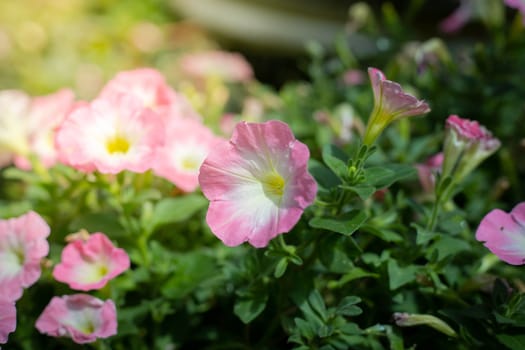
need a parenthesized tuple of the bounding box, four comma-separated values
(55, 94, 165, 174)
(53, 233, 130, 291)
(35, 294, 117, 344)
(393, 312, 457, 337)
(476, 202, 525, 265)
(179, 50, 254, 83)
(154, 118, 224, 192)
(441, 115, 500, 185)
(416, 152, 444, 193)
(0, 211, 50, 301)
(14, 89, 75, 170)
(0, 301, 16, 344)
(363, 67, 430, 145)
(199, 120, 317, 248)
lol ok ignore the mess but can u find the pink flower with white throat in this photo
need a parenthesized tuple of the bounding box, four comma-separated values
(476, 202, 525, 265)
(154, 118, 224, 192)
(35, 294, 117, 344)
(0, 301, 16, 344)
(199, 120, 317, 248)
(0, 211, 50, 302)
(55, 94, 164, 174)
(53, 232, 130, 291)
(363, 67, 430, 145)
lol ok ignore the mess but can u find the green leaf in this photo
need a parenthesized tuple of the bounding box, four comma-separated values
(388, 260, 419, 290)
(426, 236, 470, 261)
(497, 334, 525, 349)
(365, 164, 416, 188)
(274, 258, 289, 278)
(149, 195, 207, 231)
(328, 268, 380, 289)
(341, 184, 376, 200)
(336, 296, 362, 317)
(309, 210, 368, 236)
(308, 290, 328, 322)
(322, 144, 349, 179)
(69, 212, 126, 237)
(234, 293, 268, 324)
(309, 159, 341, 190)
(361, 225, 403, 242)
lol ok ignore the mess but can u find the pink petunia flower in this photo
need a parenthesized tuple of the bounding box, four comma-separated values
(439, 0, 475, 33)
(14, 89, 75, 170)
(0, 211, 50, 302)
(154, 117, 224, 192)
(442, 115, 500, 184)
(0, 301, 16, 344)
(35, 294, 117, 344)
(179, 50, 254, 83)
(0, 90, 32, 166)
(53, 233, 130, 291)
(476, 202, 525, 265)
(98, 68, 201, 120)
(505, 0, 525, 24)
(55, 94, 165, 174)
(416, 153, 444, 193)
(199, 120, 317, 248)
(363, 67, 430, 145)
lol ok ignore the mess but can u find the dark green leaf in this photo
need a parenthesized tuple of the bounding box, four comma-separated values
(149, 195, 207, 231)
(388, 260, 419, 290)
(365, 164, 416, 188)
(322, 144, 349, 179)
(234, 293, 268, 324)
(309, 159, 341, 189)
(309, 210, 368, 236)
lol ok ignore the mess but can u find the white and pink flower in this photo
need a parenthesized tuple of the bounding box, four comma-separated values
(98, 68, 201, 121)
(154, 118, 224, 192)
(0, 211, 50, 302)
(442, 115, 500, 184)
(55, 94, 165, 174)
(180, 50, 254, 83)
(363, 67, 430, 145)
(476, 202, 525, 265)
(0, 301, 16, 344)
(416, 152, 444, 193)
(199, 120, 317, 248)
(0, 90, 32, 167)
(53, 233, 130, 291)
(14, 89, 75, 170)
(35, 294, 117, 344)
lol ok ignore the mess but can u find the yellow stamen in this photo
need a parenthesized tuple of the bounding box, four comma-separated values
(106, 135, 130, 154)
(262, 171, 285, 198)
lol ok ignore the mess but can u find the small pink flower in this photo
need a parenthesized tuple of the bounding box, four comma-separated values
(0, 301, 16, 344)
(14, 89, 75, 170)
(506, 0, 525, 23)
(416, 153, 444, 193)
(476, 202, 525, 265)
(439, 0, 474, 33)
(0, 211, 50, 302)
(180, 50, 254, 83)
(154, 118, 224, 192)
(363, 67, 430, 145)
(35, 294, 117, 344)
(55, 94, 165, 174)
(53, 233, 130, 291)
(442, 115, 500, 183)
(342, 69, 365, 86)
(199, 120, 317, 248)
(98, 68, 201, 120)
